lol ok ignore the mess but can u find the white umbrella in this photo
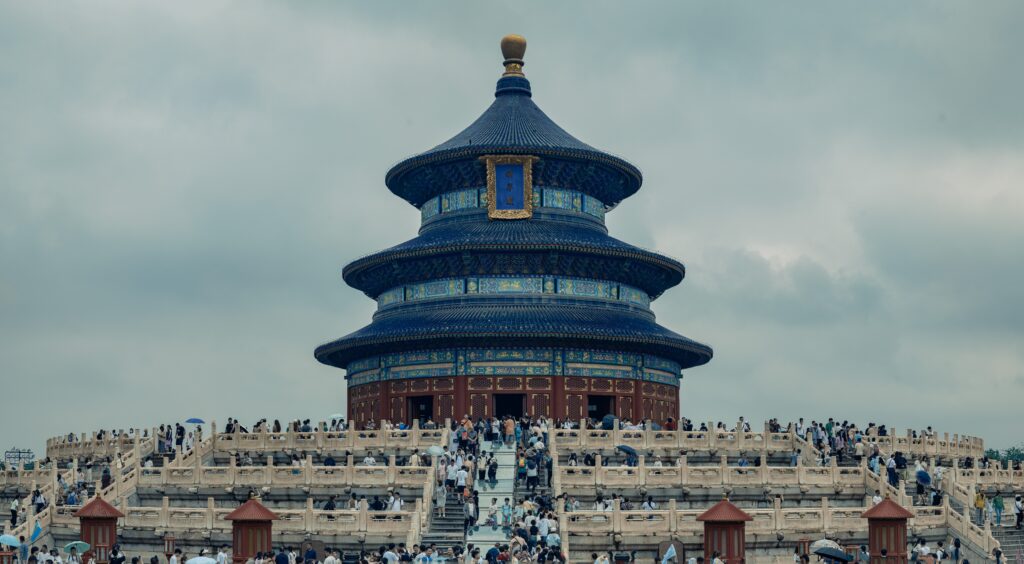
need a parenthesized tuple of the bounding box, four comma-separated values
(810, 539, 841, 551)
(187, 557, 217, 564)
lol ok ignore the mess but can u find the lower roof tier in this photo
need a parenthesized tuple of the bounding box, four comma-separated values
(314, 302, 712, 370)
(343, 218, 686, 299)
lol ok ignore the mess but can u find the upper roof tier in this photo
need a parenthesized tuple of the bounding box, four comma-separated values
(385, 36, 643, 208)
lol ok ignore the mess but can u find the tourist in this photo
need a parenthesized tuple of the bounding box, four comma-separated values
(974, 491, 986, 524)
(993, 494, 1004, 526)
(435, 481, 447, 517)
(1014, 495, 1023, 529)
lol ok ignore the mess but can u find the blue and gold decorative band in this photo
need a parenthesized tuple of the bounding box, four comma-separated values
(421, 186, 605, 223)
(377, 275, 651, 310)
(345, 347, 682, 387)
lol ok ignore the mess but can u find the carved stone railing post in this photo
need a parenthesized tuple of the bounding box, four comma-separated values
(595, 455, 603, 487)
(161, 496, 170, 527)
(357, 499, 368, 531)
(207, 497, 215, 530)
(305, 497, 314, 531)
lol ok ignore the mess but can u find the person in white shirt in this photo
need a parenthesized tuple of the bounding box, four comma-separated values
(913, 540, 930, 559)
(217, 546, 229, 564)
(389, 493, 404, 511)
(362, 454, 376, 466)
(872, 490, 883, 505)
(455, 467, 468, 494)
(170, 550, 182, 564)
(642, 496, 658, 511)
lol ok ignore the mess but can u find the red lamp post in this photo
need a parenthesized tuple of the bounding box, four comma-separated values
(74, 497, 125, 564)
(862, 498, 914, 564)
(696, 498, 753, 564)
(164, 533, 176, 563)
(224, 499, 279, 564)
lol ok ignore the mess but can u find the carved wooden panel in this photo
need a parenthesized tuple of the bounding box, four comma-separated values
(618, 397, 633, 421)
(438, 394, 455, 422)
(411, 379, 430, 392)
(497, 377, 521, 390)
(469, 394, 489, 419)
(391, 381, 407, 394)
(615, 380, 634, 393)
(565, 377, 587, 390)
(592, 379, 612, 392)
(566, 394, 584, 420)
(390, 397, 404, 422)
(433, 378, 454, 391)
(469, 377, 492, 390)
(527, 377, 550, 390)
(642, 383, 656, 395)
(528, 393, 550, 418)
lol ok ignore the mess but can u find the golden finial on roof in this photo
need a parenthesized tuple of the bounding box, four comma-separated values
(501, 34, 527, 77)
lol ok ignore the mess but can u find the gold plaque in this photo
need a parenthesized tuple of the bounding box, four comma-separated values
(482, 154, 537, 220)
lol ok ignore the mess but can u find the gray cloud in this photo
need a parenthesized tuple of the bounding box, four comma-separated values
(1, 1, 1021, 452)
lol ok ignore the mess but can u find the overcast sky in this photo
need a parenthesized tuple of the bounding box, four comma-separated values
(2, 2, 1022, 455)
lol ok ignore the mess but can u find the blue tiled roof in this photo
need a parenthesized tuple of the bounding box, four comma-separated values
(385, 76, 643, 207)
(343, 219, 686, 298)
(314, 302, 713, 370)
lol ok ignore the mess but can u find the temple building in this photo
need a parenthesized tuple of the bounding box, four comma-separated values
(315, 35, 712, 427)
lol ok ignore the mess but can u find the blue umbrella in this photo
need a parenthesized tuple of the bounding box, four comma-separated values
(813, 547, 853, 563)
(0, 535, 20, 547)
(616, 445, 638, 456)
(186, 418, 205, 424)
(916, 469, 931, 486)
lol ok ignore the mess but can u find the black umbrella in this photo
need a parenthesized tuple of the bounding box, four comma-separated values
(812, 547, 853, 563)
(601, 414, 616, 430)
(616, 445, 638, 456)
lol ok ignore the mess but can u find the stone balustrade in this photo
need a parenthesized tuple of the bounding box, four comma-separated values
(48, 424, 448, 463)
(563, 498, 944, 538)
(560, 498, 996, 557)
(0, 468, 57, 488)
(211, 427, 446, 452)
(46, 435, 154, 461)
(136, 459, 432, 489)
(552, 422, 984, 460)
(50, 498, 420, 546)
(954, 467, 1024, 490)
(558, 456, 867, 490)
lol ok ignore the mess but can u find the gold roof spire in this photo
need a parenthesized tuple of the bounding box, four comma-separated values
(501, 34, 527, 77)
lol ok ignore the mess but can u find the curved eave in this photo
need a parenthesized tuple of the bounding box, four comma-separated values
(383, 76, 643, 208)
(385, 147, 642, 208)
(343, 242, 685, 299)
(314, 305, 713, 370)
